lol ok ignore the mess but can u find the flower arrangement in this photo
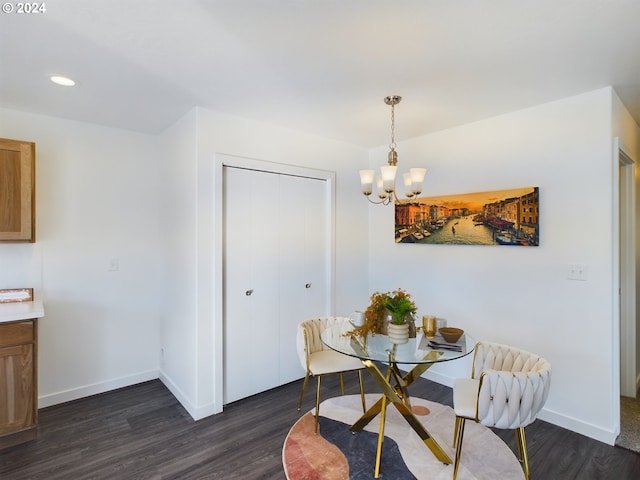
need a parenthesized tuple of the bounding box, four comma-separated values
(349, 289, 417, 337)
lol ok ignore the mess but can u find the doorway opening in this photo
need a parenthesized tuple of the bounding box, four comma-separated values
(616, 147, 639, 452)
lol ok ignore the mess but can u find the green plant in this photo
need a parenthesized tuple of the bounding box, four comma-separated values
(383, 289, 417, 324)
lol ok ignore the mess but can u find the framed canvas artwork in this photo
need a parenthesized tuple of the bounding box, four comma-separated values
(395, 187, 539, 246)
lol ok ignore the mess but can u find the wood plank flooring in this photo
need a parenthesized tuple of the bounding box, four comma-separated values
(1, 375, 639, 479)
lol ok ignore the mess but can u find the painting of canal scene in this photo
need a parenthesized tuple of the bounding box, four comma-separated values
(395, 186, 539, 246)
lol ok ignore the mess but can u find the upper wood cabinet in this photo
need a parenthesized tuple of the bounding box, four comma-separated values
(0, 138, 35, 242)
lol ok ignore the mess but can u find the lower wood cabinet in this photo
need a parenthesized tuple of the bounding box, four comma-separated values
(0, 319, 38, 449)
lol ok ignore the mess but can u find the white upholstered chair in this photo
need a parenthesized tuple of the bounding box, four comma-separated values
(452, 341, 551, 480)
(296, 317, 366, 433)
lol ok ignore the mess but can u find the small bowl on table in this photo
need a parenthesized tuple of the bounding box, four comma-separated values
(439, 327, 464, 343)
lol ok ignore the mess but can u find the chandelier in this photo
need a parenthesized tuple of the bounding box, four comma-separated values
(359, 95, 426, 205)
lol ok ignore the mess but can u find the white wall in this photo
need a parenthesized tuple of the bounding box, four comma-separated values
(157, 107, 371, 418)
(156, 109, 200, 414)
(366, 87, 639, 444)
(0, 108, 163, 406)
(612, 91, 640, 391)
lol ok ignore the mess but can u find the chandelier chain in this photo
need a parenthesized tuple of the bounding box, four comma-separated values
(390, 102, 396, 150)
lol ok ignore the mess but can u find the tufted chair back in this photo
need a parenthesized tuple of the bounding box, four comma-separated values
(472, 341, 551, 429)
(452, 341, 551, 480)
(297, 316, 351, 370)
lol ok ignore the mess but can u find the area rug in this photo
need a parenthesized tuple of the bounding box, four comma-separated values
(283, 394, 524, 480)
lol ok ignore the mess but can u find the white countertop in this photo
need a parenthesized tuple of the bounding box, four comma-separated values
(0, 300, 45, 323)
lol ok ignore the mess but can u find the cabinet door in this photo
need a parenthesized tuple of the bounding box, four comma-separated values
(0, 138, 35, 242)
(278, 175, 329, 384)
(223, 167, 281, 403)
(0, 344, 35, 435)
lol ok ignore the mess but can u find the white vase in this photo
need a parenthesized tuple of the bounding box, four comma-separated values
(387, 323, 410, 344)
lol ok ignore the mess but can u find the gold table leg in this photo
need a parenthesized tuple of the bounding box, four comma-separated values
(350, 351, 452, 477)
(373, 367, 391, 478)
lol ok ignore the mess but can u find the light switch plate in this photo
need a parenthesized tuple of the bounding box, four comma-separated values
(568, 264, 588, 281)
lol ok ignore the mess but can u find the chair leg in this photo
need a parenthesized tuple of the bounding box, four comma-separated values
(452, 416, 462, 448)
(314, 376, 322, 433)
(357, 370, 366, 413)
(515, 427, 530, 480)
(453, 417, 466, 480)
(339, 372, 345, 395)
(298, 371, 310, 411)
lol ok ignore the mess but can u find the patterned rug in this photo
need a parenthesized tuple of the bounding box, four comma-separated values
(283, 394, 524, 480)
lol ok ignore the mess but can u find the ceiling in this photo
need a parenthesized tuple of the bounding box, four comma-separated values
(1, 0, 639, 148)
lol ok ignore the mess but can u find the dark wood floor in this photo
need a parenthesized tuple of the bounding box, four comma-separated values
(1, 374, 639, 479)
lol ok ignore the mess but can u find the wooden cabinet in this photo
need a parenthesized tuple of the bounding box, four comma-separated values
(0, 138, 36, 242)
(0, 319, 38, 449)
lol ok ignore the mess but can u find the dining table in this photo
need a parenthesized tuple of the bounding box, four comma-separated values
(321, 322, 475, 478)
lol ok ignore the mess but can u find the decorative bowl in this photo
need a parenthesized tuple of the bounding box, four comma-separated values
(439, 327, 464, 343)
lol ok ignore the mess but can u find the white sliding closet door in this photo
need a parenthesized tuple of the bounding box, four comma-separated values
(278, 174, 328, 384)
(224, 167, 280, 403)
(223, 164, 330, 404)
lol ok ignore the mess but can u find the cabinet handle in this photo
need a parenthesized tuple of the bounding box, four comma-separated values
(305, 283, 312, 289)
(245, 289, 253, 296)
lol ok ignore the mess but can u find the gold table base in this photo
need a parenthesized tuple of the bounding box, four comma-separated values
(350, 347, 452, 478)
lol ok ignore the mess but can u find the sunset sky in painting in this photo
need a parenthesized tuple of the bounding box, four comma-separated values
(415, 187, 536, 212)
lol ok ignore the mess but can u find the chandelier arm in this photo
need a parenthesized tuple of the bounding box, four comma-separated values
(365, 194, 392, 205)
(363, 191, 419, 206)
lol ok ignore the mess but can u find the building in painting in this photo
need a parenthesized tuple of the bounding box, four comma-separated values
(518, 187, 539, 243)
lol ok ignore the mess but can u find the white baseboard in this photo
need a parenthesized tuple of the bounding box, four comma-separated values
(538, 408, 618, 446)
(423, 369, 456, 388)
(158, 369, 221, 421)
(38, 369, 159, 409)
(36, 368, 221, 422)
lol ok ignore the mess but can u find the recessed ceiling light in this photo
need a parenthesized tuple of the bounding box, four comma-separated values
(49, 75, 76, 87)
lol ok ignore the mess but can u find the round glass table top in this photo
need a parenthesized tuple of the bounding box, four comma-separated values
(321, 322, 475, 364)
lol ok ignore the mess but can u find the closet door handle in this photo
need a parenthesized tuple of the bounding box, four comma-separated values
(305, 283, 312, 289)
(245, 289, 253, 296)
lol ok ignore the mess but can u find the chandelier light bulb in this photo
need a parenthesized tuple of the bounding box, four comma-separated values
(403, 173, 414, 197)
(376, 176, 388, 200)
(380, 165, 397, 193)
(410, 168, 427, 194)
(359, 170, 375, 195)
